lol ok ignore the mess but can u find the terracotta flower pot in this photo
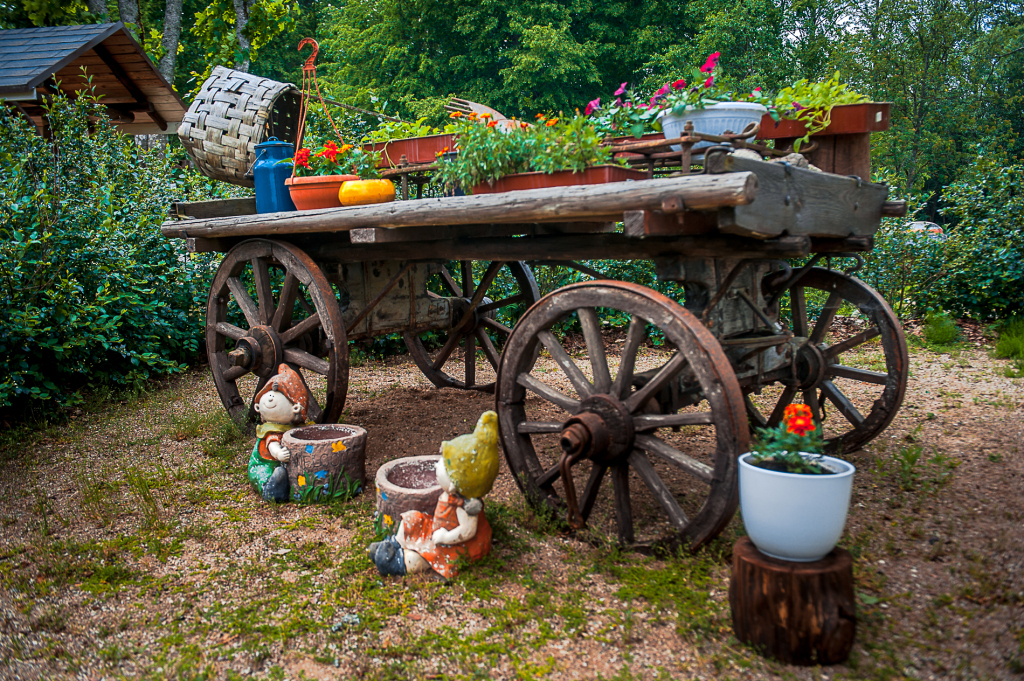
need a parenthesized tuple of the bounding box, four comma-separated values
(756, 102, 891, 140)
(375, 455, 443, 531)
(361, 133, 455, 167)
(281, 424, 368, 504)
(338, 179, 396, 207)
(285, 174, 359, 210)
(470, 165, 647, 195)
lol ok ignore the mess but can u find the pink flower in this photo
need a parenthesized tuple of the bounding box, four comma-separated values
(704, 76, 714, 88)
(636, 103, 649, 110)
(624, 101, 632, 108)
(613, 97, 622, 106)
(672, 79, 686, 90)
(754, 86, 762, 91)
(614, 82, 628, 96)
(700, 51, 721, 73)
(792, 101, 805, 110)
(585, 98, 601, 115)
(655, 83, 671, 96)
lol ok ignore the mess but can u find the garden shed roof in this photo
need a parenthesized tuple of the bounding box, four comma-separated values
(0, 22, 186, 135)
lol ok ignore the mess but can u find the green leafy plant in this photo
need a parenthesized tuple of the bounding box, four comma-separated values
(433, 113, 616, 193)
(749, 403, 831, 475)
(923, 310, 960, 345)
(585, 82, 665, 138)
(770, 72, 868, 151)
(362, 117, 440, 143)
(284, 140, 380, 179)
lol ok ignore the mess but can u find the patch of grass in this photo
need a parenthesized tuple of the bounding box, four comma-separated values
(995, 317, 1024, 359)
(125, 467, 163, 529)
(923, 310, 960, 345)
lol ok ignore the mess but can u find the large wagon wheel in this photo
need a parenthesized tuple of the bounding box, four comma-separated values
(746, 267, 908, 454)
(496, 280, 749, 551)
(207, 239, 348, 434)
(405, 260, 539, 393)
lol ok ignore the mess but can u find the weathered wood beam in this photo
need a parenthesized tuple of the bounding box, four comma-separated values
(92, 43, 167, 131)
(160, 173, 758, 239)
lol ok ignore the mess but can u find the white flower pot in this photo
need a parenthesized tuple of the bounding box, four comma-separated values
(738, 453, 855, 562)
(660, 102, 768, 150)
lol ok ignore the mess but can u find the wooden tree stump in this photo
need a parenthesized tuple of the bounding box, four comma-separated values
(729, 537, 856, 665)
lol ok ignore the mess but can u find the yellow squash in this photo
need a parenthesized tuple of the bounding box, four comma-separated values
(338, 179, 396, 207)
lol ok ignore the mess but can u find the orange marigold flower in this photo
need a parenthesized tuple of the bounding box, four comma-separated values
(783, 403, 813, 422)
(487, 120, 498, 127)
(545, 117, 559, 127)
(449, 111, 463, 118)
(535, 113, 545, 119)
(340, 144, 354, 153)
(480, 112, 492, 118)
(786, 415, 815, 437)
(520, 121, 529, 128)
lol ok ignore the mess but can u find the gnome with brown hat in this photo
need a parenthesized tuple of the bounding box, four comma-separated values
(248, 363, 312, 502)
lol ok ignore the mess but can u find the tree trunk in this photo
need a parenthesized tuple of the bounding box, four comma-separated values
(87, 0, 108, 19)
(729, 537, 857, 666)
(117, 0, 139, 28)
(158, 0, 183, 85)
(232, 0, 251, 73)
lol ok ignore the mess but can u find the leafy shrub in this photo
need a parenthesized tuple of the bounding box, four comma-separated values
(923, 311, 959, 345)
(0, 87, 245, 415)
(995, 318, 1024, 360)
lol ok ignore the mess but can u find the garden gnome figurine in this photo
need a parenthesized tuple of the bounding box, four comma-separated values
(248, 363, 311, 502)
(369, 410, 500, 579)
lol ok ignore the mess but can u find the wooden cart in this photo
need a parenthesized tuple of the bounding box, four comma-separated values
(162, 145, 908, 551)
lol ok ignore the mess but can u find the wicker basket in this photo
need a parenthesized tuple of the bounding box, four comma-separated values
(177, 66, 302, 187)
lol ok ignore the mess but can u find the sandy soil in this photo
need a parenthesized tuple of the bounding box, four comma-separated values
(0, 331, 1022, 681)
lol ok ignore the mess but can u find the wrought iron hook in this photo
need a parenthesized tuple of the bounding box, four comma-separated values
(298, 38, 319, 73)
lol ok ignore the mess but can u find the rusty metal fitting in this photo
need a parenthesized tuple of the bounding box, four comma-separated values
(559, 423, 590, 458)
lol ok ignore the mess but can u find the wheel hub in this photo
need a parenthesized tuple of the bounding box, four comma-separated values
(793, 340, 828, 390)
(559, 394, 635, 464)
(227, 325, 284, 378)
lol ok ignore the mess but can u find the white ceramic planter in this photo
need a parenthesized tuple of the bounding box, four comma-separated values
(660, 102, 768, 150)
(738, 453, 855, 562)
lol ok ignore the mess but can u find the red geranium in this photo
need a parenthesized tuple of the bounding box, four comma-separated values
(293, 147, 311, 169)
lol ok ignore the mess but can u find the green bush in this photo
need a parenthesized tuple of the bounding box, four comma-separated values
(0, 88, 245, 414)
(995, 317, 1024, 360)
(923, 311, 959, 345)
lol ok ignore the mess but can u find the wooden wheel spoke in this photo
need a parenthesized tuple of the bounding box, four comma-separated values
(439, 266, 461, 297)
(480, 317, 512, 335)
(271, 273, 299, 332)
(216, 322, 247, 341)
(578, 308, 611, 393)
(516, 373, 580, 413)
(252, 258, 275, 324)
(766, 385, 797, 427)
(624, 352, 686, 413)
(517, 421, 563, 434)
(634, 434, 713, 482)
(612, 465, 634, 544)
(226, 276, 260, 328)
(246, 374, 271, 423)
(744, 394, 767, 429)
(223, 365, 249, 382)
(478, 293, 528, 314)
(828, 364, 888, 385)
(464, 332, 476, 386)
(537, 462, 561, 488)
(431, 329, 464, 371)
(283, 348, 330, 375)
(804, 388, 822, 424)
(632, 412, 714, 431)
(470, 261, 504, 306)
(280, 313, 321, 345)
(791, 285, 808, 337)
(537, 330, 594, 398)
(809, 290, 843, 344)
(610, 315, 646, 399)
(476, 328, 501, 370)
(580, 464, 607, 520)
(628, 450, 688, 530)
(824, 326, 881, 357)
(460, 261, 474, 298)
(820, 379, 865, 427)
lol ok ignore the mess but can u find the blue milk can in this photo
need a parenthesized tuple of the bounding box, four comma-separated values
(252, 137, 297, 213)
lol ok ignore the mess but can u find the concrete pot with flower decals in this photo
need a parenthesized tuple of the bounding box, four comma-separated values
(282, 424, 367, 504)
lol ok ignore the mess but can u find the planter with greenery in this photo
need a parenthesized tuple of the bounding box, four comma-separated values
(434, 113, 645, 195)
(283, 141, 380, 210)
(360, 118, 455, 167)
(738, 404, 855, 562)
(752, 73, 876, 150)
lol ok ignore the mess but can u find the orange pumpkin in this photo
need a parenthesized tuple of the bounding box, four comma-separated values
(338, 179, 396, 207)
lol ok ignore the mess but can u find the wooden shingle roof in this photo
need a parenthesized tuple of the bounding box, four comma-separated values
(0, 22, 186, 135)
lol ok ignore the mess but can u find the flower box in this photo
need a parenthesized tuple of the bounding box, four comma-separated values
(756, 102, 890, 140)
(285, 174, 358, 210)
(470, 165, 647, 194)
(362, 133, 455, 168)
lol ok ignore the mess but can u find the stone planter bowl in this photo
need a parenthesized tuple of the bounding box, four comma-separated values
(375, 455, 443, 530)
(282, 424, 367, 504)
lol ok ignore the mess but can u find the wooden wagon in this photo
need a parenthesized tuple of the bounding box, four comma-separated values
(163, 138, 908, 552)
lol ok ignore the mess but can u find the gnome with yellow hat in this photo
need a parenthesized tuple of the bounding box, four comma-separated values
(248, 363, 312, 502)
(369, 411, 500, 578)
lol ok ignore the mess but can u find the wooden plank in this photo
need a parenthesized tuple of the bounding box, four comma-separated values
(304, 233, 811, 263)
(161, 173, 759, 239)
(172, 198, 257, 220)
(348, 221, 616, 244)
(705, 154, 888, 238)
